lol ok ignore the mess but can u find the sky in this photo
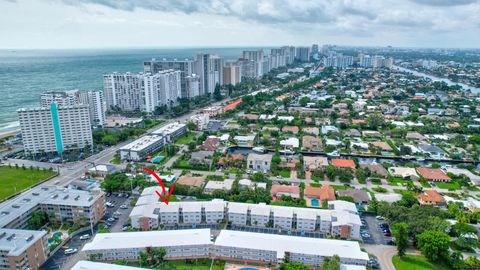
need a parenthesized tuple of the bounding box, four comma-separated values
(1, 0, 479, 49)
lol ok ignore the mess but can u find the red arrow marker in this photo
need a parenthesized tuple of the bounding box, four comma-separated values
(143, 167, 175, 205)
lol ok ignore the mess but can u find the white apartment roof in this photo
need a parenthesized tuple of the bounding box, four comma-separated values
(227, 202, 250, 214)
(0, 229, 47, 256)
(341, 265, 367, 270)
(215, 230, 369, 261)
(72, 261, 143, 270)
(272, 206, 294, 218)
(0, 186, 102, 228)
(250, 204, 271, 216)
(151, 122, 186, 136)
(130, 203, 159, 219)
(83, 229, 212, 251)
(329, 200, 358, 214)
(239, 179, 252, 186)
(119, 135, 164, 152)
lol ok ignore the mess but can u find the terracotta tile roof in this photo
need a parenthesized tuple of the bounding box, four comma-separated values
(359, 163, 388, 177)
(416, 167, 451, 182)
(201, 137, 221, 151)
(270, 184, 300, 197)
(224, 99, 242, 111)
(331, 159, 356, 169)
(304, 185, 336, 201)
(177, 175, 205, 187)
(243, 114, 259, 120)
(282, 126, 299, 133)
(417, 190, 445, 205)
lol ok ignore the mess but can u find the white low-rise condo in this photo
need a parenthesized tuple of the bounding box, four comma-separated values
(82, 229, 368, 267)
(129, 197, 361, 240)
(83, 229, 212, 262)
(118, 135, 165, 161)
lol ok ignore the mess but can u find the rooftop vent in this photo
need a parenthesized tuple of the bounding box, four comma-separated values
(11, 205, 20, 209)
(26, 235, 34, 242)
(0, 232, 6, 239)
(1, 211, 9, 216)
(63, 195, 69, 200)
(88, 196, 93, 202)
(6, 234, 15, 241)
(51, 194, 58, 199)
(32, 193, 39, 196)
(74, 195, 80, 201)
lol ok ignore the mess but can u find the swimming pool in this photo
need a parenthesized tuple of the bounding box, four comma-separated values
(311, 199, 319, 207)
(239, 268, 258, 270)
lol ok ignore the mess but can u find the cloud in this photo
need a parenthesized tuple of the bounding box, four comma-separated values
(410, 0, 478, 6)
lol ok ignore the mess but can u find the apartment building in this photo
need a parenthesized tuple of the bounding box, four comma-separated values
(190, 113, 210, 130)
(144, 69, 181, 111)
(83, 229, 212, 262)
(214, 230, 369, 267)
(151, 122, 187, 143)
(82, 229, 368, 267)
(18, 103, 93, 154)
(118, 135, 165, 161)
(143, 58, 196, 98)
(0, 229, 48, 270)
(78, 91, 106, 126)
(0, 186, 105, 230)
(194, 54, 224, 95)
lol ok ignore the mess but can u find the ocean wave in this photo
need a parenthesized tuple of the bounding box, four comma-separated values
(0, 121, 20, 132)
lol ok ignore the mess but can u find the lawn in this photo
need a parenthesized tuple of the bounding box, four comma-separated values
(0, 166, 57, 201)
(388, 177, 411, 186)
(279, 170, 291, 178)
(169, 259, 225, 270)
(393, 189, 419, 196)
(175, 132, 196, 145)
(435, 181, 461, 190)
(331, 185, 354, 191)
(392, 255, 450, 270)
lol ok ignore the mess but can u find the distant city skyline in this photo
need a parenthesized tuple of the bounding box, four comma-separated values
(1, 0, 480, 49)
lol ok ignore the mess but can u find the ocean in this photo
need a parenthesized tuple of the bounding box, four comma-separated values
(0, 47, 266, 134)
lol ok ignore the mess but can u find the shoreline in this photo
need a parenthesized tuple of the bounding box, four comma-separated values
(0, 129, 20, 139)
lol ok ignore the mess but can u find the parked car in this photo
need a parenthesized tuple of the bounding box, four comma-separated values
(122, 226, 130, 231)
(376, 216, 384, 220)
(107, 217, 116, 222)
(384, 231, 392, 237)
(79, 234, 90, 240)
(65, 248, 78, 255)
(120, 204, 128, 209)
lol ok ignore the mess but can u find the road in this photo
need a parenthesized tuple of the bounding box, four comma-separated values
(363, 244, 397, 270)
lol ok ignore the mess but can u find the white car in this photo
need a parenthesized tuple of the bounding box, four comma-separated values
(79, 234, 90, 240)
(65, 248, 78, 255)
(120, 204, 128, 209)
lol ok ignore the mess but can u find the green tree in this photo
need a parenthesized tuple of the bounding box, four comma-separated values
(392, 223, 409, 257)
(465, 256, 480, 270)
(186, 121, 197, 131)
(27, 210, 49, 230)
(322, 255, 341, 270)
(367, 113, 386, 129)
(213, 84, 222, 101)
(416, 230, 450, 262)
(279, 262, 310, 270)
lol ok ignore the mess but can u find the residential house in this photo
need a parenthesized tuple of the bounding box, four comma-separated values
(331, 159, 356, 172)
(270, 184, 300, 199)
(304, 185, 336, 206)
(359, 163, 388, 178)
(234, 135, 256, 147)
(302, 136, 322, 151)
(201, 137, 221, 151)
(280, 137, 299, 149)
(302, 127, 319, 136)
(416, 167, 451, 182)
(388, 167, 419, 180)
(303, 156, 329, 171)
(337, 189, 371, 205)
(417, 190, 446, 206)
(247, 153, 273, 173)
(176, 175, 205, 187)
(282, 126, 299, 134)
(204, 179, 235, 194)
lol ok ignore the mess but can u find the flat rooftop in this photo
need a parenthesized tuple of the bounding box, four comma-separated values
(83, 229, 212, 251)
(151, 122, 186, 136)
(72, 261, 143, 270)
(120, 135, 164, 152)
(215, 230, 369, 261)
(0, 228, 47, 256)
(0, 186, 103, 228)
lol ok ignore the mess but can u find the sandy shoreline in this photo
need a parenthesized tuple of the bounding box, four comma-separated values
(0, 129, 20, 139)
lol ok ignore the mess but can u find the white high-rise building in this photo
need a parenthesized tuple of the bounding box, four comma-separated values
(103, 73, 143, 112)
(40, 90, 80, 107)
(18, 104, 93, 154)
(323, 54, 354, 69)
(143, 59, 195, 98)
(144, 70, 181, 112)
(223, 64, 241, 86)
(104, 71, 181, 113)
(242, 50, 264, 62)
(372, 55, 394, 69)
(359, 54, 373, 68)
(79, 91, 106, 127)
(40, 90, 106, 127)
(295, 47, 311, 62)
(194, 54, 224, 95)
(185, 74, 201, 98)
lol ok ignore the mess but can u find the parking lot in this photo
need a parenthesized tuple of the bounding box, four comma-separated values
(42, 193, 132, 269)
(361, 214, 395, 245)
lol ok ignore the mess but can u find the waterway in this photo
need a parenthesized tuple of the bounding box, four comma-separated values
(394, 66, 480, 94)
